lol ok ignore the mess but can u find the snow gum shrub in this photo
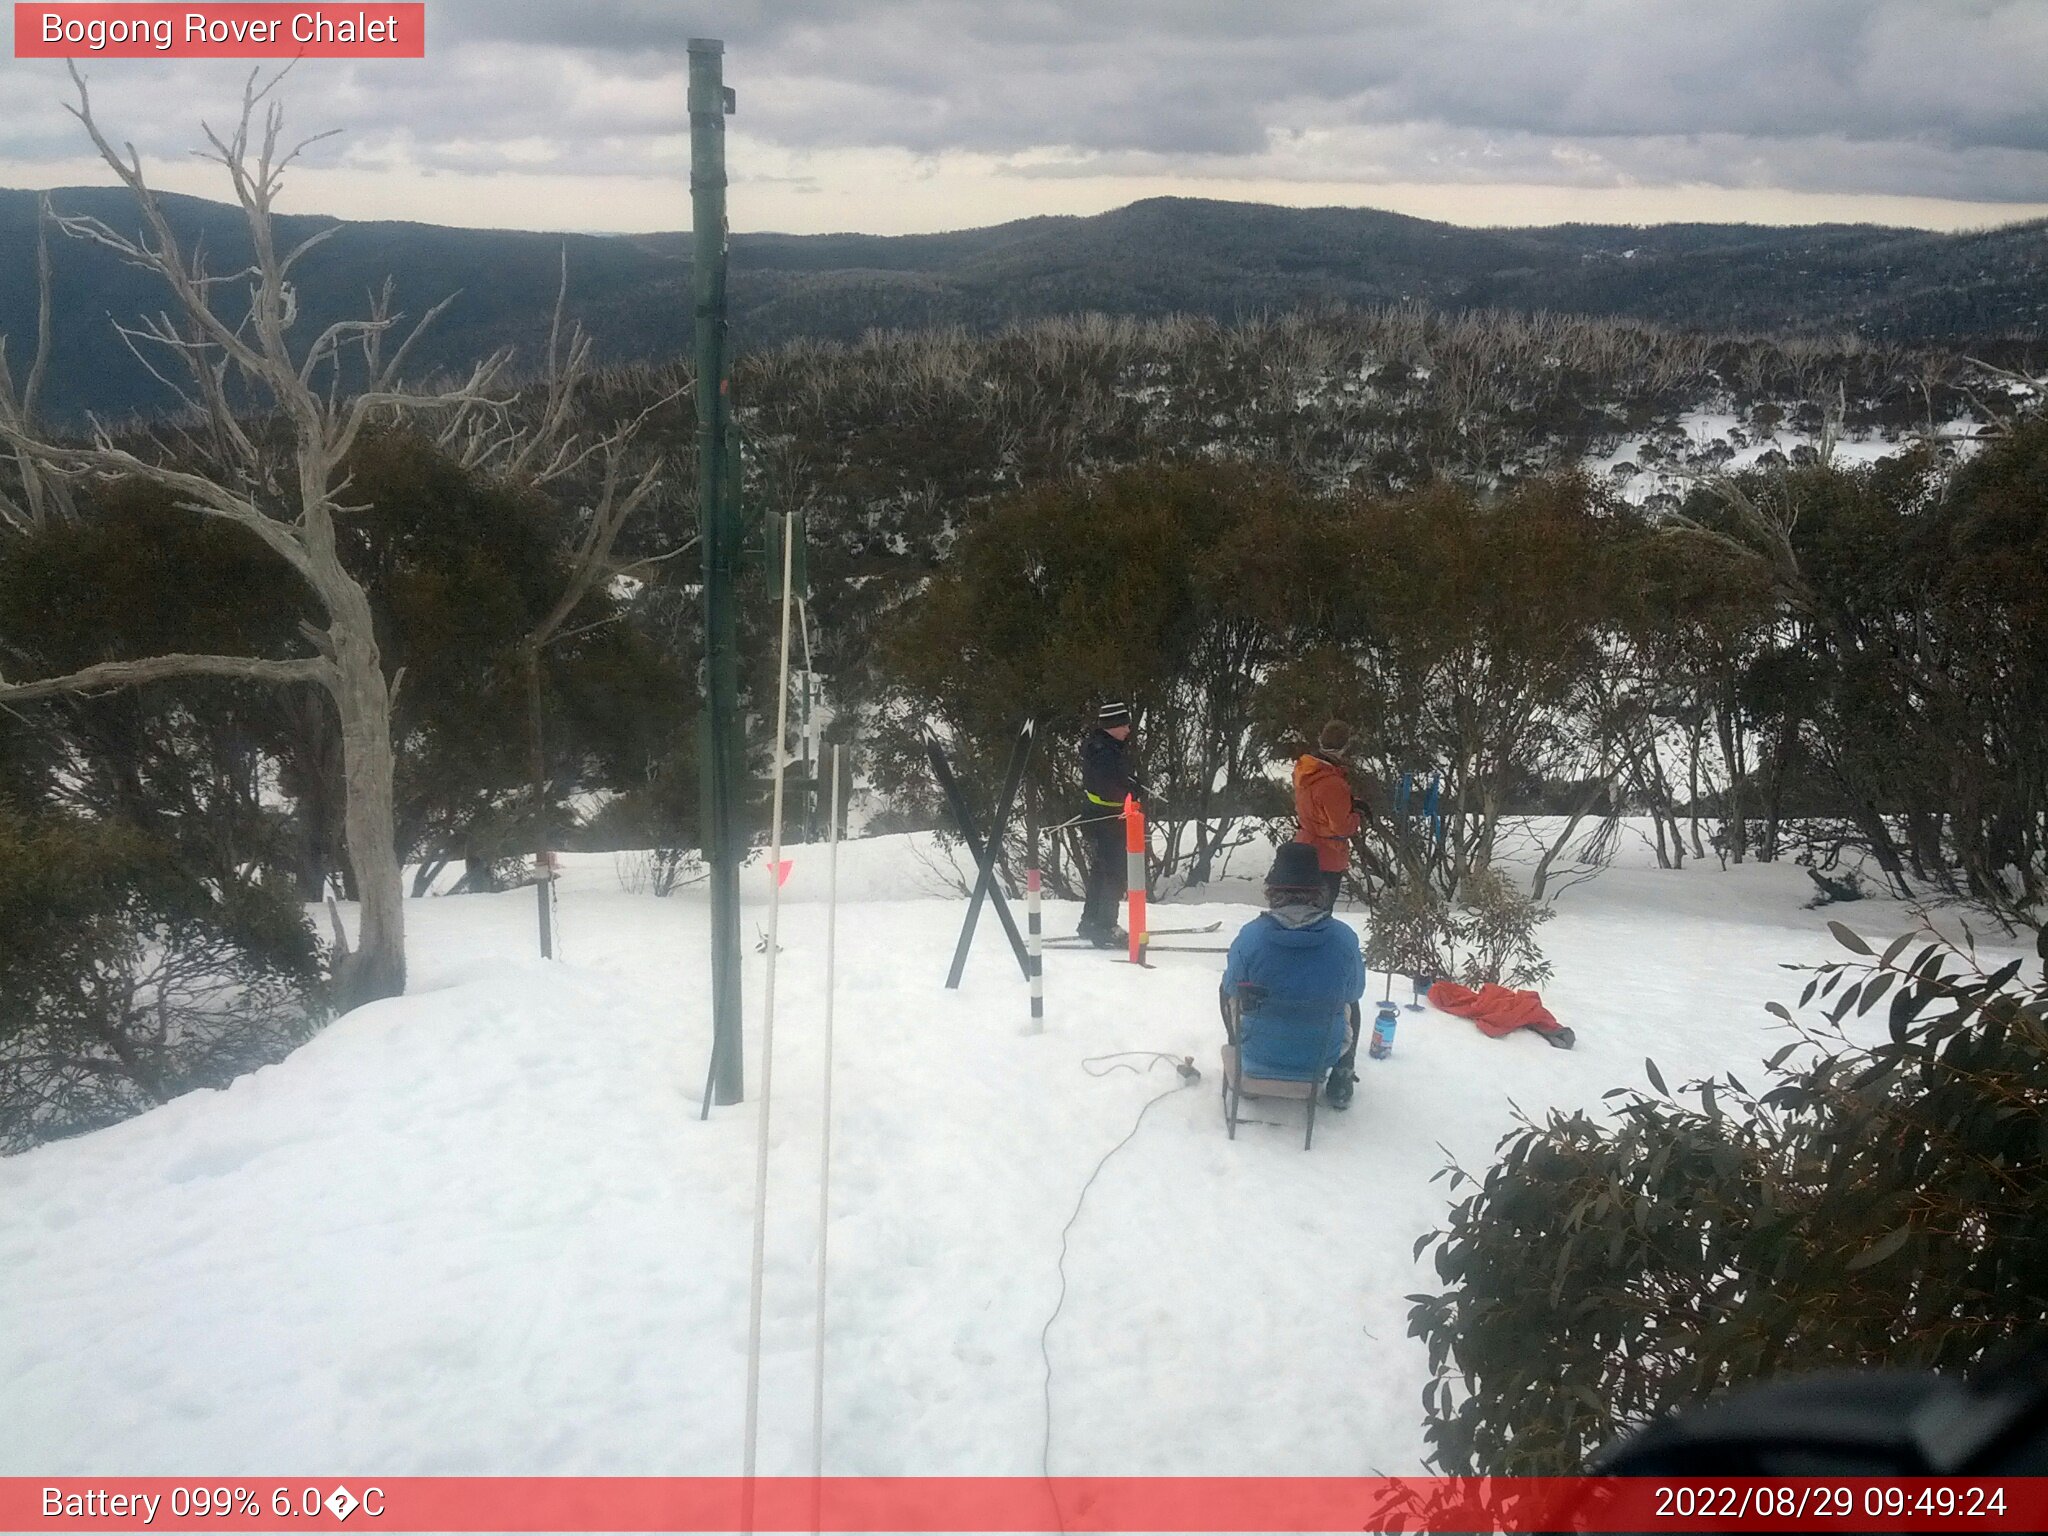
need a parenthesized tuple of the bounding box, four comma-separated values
(1364, 866, 1553, 988)
(336, 432, 694, 885)
(868, 459, 1327, 895)
(612, 846, 701, 897)
(1361, 878, 1452, 981)
(0, 444, 695, 900)
(581, 750, 705, 868)
(1669, 424, 2048, 923)
(1803, 866, 1871, 907)
(0, 810, 322, 1153)
(0, 476, 311, 890)
(1407, 922, 2048, 1475)
(1252, 475, 1631, 905)
(1448, 865, 1554, 987)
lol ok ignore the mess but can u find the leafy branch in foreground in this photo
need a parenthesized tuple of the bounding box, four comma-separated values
(1407, 919, 2048, 1474)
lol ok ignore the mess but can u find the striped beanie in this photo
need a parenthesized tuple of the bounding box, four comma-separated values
(1097, 701, 1132, 729)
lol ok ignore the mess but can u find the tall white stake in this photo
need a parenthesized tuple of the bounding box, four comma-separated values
(742, 507, 798, 1530)
(810, 744, 842, 1526)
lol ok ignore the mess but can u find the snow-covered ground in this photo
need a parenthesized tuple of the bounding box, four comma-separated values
(1584, 408, 1971, 505)
(0, 827, 2015, 1477)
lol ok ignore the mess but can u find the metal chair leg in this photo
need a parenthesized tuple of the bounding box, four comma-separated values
(1304, 1091, 1317, 1150)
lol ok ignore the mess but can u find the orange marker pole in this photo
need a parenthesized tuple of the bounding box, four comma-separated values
(1124, 794, 1148, 965)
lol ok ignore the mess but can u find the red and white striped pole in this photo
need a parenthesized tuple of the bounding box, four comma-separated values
(1124, 794, 1148, 965)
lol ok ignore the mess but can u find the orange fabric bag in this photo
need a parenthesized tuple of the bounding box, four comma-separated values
(1427, 979, 1564, 1038)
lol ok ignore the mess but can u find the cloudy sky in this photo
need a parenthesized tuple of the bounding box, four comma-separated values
(4, 0, 2047, 235)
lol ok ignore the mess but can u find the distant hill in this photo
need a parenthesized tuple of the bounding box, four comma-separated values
(4, 188, 2045, 423)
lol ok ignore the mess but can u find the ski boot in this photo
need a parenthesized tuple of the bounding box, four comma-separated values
(1325, 1067, 1356, 1110)
(1090, 925, 1130, 950)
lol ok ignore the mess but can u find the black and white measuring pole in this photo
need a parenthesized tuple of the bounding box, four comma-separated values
(1024, 872, 1040, 1040)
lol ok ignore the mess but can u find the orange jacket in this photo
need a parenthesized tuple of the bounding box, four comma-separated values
(1293, 753, 1360, 872)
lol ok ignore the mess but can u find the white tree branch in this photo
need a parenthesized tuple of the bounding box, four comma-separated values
(0, 651, 332, 703)
(332, 348, 509, 464)
(528, 452, 665, 650)
(0, 422, 317, 578)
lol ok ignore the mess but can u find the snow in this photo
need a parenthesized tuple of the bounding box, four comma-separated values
(0, 827, 2018, 1477)
(1584, 408, 1952, 505)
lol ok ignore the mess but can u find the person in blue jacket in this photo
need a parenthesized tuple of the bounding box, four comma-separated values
(1221, 841, 1367, 1108)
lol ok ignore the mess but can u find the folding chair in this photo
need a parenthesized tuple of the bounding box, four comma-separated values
(1220, 986, 1352, 1150)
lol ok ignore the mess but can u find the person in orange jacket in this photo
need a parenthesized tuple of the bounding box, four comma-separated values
(1294, 720, 1362, 909)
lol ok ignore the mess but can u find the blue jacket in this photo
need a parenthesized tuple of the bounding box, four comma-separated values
(1221, 906, 1366, 1078)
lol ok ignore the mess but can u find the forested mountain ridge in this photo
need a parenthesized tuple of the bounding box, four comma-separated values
(4, 187, 2044, 423)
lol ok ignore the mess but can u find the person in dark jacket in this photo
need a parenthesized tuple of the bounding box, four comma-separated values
(1294, 719, 1362, 910)
(1077, 701, 1142, 946)
(1220, 841, 1366, 1108)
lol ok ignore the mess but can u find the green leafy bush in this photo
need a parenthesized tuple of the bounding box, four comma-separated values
(1363, 878, 1455, 984)
(1407, 922, 2048, 1474)
(0, 811, 324, 1153)
(1364, 865, 1553, 987)
(1803, 865, 1871, 906)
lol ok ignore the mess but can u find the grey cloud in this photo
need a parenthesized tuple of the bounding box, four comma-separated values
(3, 1, 2045, 206)
(666, 0, 2048, 197)
(1005, 123, 2048, 205)
(603, 3, 2044, 144)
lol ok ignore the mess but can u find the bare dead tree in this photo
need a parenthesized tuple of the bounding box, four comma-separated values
(515, 411, 671, 904)
(1922, 357, 2048, 444)
(0, 195, 73, 533)
(0, 67, 511, 1010)
(1661, 473, 1810, 615)
(402, 261, 693, 919)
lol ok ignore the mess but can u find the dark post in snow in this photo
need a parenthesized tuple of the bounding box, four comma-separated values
(692, 37, 744, 1107)
(528, 647, 553, 958)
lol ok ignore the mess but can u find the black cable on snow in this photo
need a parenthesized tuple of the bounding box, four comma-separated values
(1038, 1057, 1200, 1528)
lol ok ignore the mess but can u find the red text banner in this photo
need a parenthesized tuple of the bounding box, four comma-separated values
(3, 1476, 2046, 1532)
(14, 5, 424, 59)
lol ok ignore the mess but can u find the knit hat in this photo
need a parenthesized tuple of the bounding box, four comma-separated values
(1265, 841, 1323, 891)
(1097, 701, 1132, 729)
(1319, 719, 1352, 753)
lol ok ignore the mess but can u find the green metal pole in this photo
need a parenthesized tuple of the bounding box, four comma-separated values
(691, 37, 743, 1108)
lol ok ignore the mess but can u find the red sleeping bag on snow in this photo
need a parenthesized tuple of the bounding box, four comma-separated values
(1428, 979, 1569, 1041)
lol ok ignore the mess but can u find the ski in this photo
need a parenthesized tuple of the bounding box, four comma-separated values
(1043, 941, 1232, 956)
(1040, 920, 1223, 947)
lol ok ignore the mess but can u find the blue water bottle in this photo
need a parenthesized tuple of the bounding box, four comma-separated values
(1369, 999, 1399, 1060)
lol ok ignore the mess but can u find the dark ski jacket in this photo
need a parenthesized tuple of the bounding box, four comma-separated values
(1079, 727, 1142, 810)
(1221, 905, 1365, 1077)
